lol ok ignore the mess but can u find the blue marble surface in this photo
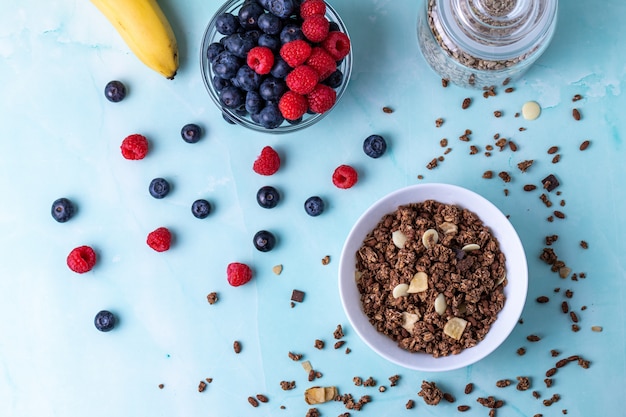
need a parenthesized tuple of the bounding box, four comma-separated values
(0, 0, 624, 416)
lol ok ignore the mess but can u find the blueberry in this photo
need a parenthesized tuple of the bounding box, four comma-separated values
(104, 80, 126, 103)
(259, 76, 287, 102)
(329, 21, 340, 32)
(363, 134, 387, 158)
(149, 178, 170, 199)
(94, 310, 116, 332)
(191, 199, 212, 219)
(258, 102, 284, 129)
(181, 123, 202, 143)
(238, 2, 265, 29)
(51, 197, 75, 223)
(258, 12, 283, 35)
(234, 65, 263, 92)
(323, 69, 344, 89)
(286, 116, 303, 125)
(245, 90, 265, 114)
(257, 33, 281, 52)
(207, 42, 225, 62)
(253, 230, 276, 252)
(268, 0, 295, 19)
(215, 12, 241, 35)
(213, 75, 231, 92)
(280, 23, 304, 43)
(256, 186, 280, 208)
(219, 86, 245, 109)
(270, 57, 291, 79)
(223, 33, 256, 59)
(304, 196, 324, 216)
(213, 51, 242, 79)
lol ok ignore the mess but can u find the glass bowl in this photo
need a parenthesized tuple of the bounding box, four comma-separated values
(200, 0, 352, 134)
(338, 183, 528, 371)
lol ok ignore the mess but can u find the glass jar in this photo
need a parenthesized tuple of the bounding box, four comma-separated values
(417, 0, 558, 89)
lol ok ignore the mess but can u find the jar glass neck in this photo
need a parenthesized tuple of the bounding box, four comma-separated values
(438, 0, 556, 59)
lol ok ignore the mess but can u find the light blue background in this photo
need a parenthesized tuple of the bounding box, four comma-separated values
(0, 1, 624, 416)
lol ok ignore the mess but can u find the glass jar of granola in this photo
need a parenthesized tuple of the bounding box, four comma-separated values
(417, 0, 558, 89)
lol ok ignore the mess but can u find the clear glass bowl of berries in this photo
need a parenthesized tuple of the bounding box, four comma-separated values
(200, 0, 352, 133)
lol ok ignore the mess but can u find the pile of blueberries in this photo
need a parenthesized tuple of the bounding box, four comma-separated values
(206, 0, 346, 129)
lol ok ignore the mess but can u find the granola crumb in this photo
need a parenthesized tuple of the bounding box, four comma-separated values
(321, 255, 330, 265)
(206, 292, 218, 304)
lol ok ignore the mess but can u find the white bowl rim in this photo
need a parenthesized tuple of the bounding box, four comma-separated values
(338, 183, 528, 372)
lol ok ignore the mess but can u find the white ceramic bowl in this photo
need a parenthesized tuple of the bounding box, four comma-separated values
(338, 183, 528, 371)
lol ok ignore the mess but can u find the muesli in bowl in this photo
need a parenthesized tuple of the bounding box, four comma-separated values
(338, 184, 527, 371)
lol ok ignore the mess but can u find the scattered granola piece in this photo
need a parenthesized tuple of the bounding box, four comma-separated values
(382, 106, 394, 114)
(314, 339, 325, 349)
(206, 292, 218, 305)
(233, 340, 242, 354)
(272, 264, 283, 275)
(418, 380, 444, 405)
(334, 324, 344, 339)
(198, 380, 207, 392)
(321, 255, 330, 265)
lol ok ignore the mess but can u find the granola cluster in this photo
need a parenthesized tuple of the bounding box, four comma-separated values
(356, 200, 507, 357)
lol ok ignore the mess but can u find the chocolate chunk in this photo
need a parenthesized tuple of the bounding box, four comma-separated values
(541, 174, 560, 192)
(291, 289, 305, 303)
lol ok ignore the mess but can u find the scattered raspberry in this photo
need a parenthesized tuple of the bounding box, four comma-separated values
(306, 47, 337, 80)
(67, 245, 96, 273)
(302, 14, 330, 43)
(280, 40, 312, 68)
(253, 146, 281, 176)
(147, 227, 172, 252)
(227, 262, 253, 287)
(300, 0, 326, 19)
(120, 134, 148, 160)
(332, 165, 358, 189)
(286, 65, 319, 95)
(246, 46, 275, 75)
(279, 91, 308, 120)
(323, 31, 351, 60)
(307, 83, 336, 114)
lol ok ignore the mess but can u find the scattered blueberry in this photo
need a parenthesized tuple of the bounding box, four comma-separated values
(304, 196, 325, 216)
(253, 230, 276, 252)
(94, 310, 116, 332)
(256, 186, 280, 209)
(104, 80, 126, 103)
(363, 134, 387, 158)
(149, 178, 170, 199)
(181, 123, 202, 143)
(51, 197, 75, 223)
(191, 199, 212, 219)
(215, 12, 241, 35)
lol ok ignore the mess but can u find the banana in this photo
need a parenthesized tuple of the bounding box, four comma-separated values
(90, 0, 179, 79)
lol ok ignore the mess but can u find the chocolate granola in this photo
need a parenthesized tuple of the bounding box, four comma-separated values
(355, 200, 506, 357)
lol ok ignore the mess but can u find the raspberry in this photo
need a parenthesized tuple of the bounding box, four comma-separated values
(323, 31, 351, 60)
(227, 262, 253, 287)
(286, 65, 319, 95)
(332, 165, 358, 189)
(147, 227, 172, 252)
(67, 245, 96, 273)
(300, 0, 326, 19)
(302, 14, 330, 43)
(307, 83, 336, 114)
(253, 146, 281, 176)
(306, 47, 337, 80)
(121, 134, 148, 160)
(280, 39, 312, 68)
(278, 90, 308, 120)
(246, 46, 275, 75)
